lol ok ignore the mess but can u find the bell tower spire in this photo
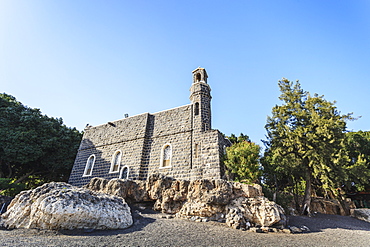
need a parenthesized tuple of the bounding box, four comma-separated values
(190, 67, 212, 131)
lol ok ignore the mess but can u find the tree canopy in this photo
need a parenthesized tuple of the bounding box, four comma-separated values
(342, 131, 370, 192)
(263, 79, 354, 214)
(224, 133, 261, 184)
(0, 93, 82, 194)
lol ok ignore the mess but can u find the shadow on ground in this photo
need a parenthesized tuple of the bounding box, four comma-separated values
(58, 202, 157, 236)
(288, 213, 370, 232)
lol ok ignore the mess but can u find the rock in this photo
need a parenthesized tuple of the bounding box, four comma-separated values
(85, 177, 149, 203)
(228, 197, 286, 227)
(300, 225, 311, 232)
(310, 198, 346, 216)
(281, 228, 292, 233)
(289, 225, 310, 233)
(352, 208, 370, 223)
(1, 182, 133, 230)
(289, 226, 302, 233)
(85, 175, 285, 228)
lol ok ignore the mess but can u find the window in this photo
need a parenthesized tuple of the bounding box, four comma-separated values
(196, 73, 201, 82)
(194, 102, 199, 116)
(119, 166, 129, 180)
(110, 150, 122, 173)
(195, 143, 199, 158)
(83, 155, 95, 176)
(160, 144, 172, 168)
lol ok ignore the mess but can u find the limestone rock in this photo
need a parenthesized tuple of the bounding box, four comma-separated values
(227, 197, 286, 227)
(310, 198, 347, 216)
(1, 182, 133, 230)
(86, 175, 285, 227)
(352, 208, 370, 223)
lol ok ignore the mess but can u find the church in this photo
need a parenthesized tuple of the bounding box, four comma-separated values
(68, 68, 231, 187)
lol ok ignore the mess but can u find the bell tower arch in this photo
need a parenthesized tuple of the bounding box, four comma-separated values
(190, 67, 212, 132)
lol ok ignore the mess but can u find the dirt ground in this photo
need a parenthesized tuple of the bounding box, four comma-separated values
(1, 205, 370, 247)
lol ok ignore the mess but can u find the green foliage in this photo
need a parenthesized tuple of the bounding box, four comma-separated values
(0, 93, 83, 187)
(262, 185, 293, 212)
(224, 140, 261, 183)
(228, 133, 251, 144)
(0, 178, 26, 197)
(263, 79, 353, 212)
(342, 131, 370, 192)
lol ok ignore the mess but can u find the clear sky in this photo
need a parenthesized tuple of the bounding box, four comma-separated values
(1, 0, 369, 146)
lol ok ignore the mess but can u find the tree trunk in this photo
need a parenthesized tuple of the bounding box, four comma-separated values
(301, 167, 312, 216)
(292, 176, 300, 212)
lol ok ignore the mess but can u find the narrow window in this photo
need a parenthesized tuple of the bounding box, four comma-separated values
(160, 144, 172, 168)
(196, 73, 201, 82)
(110, 150, 122, 173)
(119, 166, 129, 180)
(194, 102, 199, 116)
(83, 155, 95, 176)
(195, 143, 199, 158)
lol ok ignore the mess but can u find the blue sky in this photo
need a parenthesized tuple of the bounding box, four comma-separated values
(1, 0, 369, 146)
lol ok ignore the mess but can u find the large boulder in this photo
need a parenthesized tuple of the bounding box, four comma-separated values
(0, 182, 133, 230)
(227, 197, 286, 227)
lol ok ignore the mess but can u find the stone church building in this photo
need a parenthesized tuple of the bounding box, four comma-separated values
(68, 68, 231, 187)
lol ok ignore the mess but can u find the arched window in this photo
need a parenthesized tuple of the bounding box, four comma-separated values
(119, 165, 129, 179)
(110, 150, 122, 173)
(194, 102, 199, 116)
(160, 144, 172, 168)
(83, 155, 95, 176)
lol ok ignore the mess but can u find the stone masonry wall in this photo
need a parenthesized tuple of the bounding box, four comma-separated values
(139, 105, 193, 180)
(69, 104, 229, 187)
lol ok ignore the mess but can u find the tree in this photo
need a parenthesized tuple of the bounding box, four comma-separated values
(263, 79, 353, 215)
(0, 93, 82, 192)
(342, 131, 370, 192)
(224, 140, 261, 184)
(228, 133, 251, 144)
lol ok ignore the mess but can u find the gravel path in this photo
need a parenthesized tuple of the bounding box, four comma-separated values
(1, 205, 370, 247)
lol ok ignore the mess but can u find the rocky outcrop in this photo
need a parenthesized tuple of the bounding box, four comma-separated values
(1, 182, 133, 230)
(310, 197, 356, 216)
(85, 174, 286, 228)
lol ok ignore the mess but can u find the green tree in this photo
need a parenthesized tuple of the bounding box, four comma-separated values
(224, 140, 261, 183)
(228, 133, 251, 144)
(263, 79, 353, 214)
(342, 131, 370, 192)
(0, 93, 82, 191)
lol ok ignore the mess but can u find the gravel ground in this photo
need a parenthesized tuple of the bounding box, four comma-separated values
(1, 204, 370, 247)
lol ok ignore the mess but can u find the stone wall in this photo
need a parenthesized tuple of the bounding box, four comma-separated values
(69, 105, 229, 187)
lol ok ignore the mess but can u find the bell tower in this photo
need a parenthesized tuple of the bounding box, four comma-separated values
(190, 67, 212, 131)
